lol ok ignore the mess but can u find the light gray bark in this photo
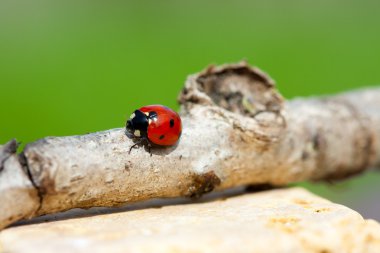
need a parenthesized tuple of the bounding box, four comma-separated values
(1, 62, 379, 229)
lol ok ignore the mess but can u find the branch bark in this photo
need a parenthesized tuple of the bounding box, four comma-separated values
(1, 62, 379, 229)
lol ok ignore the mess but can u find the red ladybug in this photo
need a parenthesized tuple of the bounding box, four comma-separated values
(126, 105, 182, 153)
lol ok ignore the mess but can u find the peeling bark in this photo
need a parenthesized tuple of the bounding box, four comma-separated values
(1, 62, 379, 229)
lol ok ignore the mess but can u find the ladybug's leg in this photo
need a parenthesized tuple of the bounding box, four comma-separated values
(128, 138, 144, 154)
(140, 136, 152, 156)
(147, 142, 152, 156)
(128, 143, 138, 154)
(128, 137, 152, 156)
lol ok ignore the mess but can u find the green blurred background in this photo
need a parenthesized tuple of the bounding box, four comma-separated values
(1, 0, 379, 220)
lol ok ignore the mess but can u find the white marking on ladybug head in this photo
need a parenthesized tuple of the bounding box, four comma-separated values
(130, 113, 135, 119)
(134, 130, 141, 137)
(144, 112, 149, 116)
(148, 119, 152, 124)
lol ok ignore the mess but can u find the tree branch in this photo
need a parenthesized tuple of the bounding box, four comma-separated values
(1, 62, 379, 229)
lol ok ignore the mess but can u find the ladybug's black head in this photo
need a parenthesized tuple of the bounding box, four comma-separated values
(126, 110, 148, 138)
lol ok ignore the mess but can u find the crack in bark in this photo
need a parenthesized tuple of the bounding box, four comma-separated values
(18, 152, 43, 214)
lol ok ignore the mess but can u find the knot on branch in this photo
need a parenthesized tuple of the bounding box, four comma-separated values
(186, 171, 221, 198)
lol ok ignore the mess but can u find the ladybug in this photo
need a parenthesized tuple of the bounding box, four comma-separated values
(126, 105, 182, 153)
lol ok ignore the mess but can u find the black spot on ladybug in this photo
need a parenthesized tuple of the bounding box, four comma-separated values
(159, 135, 165, 140)
(148, 111, 158, 119)
(170, 119, 175, 128)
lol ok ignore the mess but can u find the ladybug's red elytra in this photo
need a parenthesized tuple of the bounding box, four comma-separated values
(126, 105, 182, 153)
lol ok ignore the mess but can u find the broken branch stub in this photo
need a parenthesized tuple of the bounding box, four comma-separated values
(1, 62, 380, 229)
